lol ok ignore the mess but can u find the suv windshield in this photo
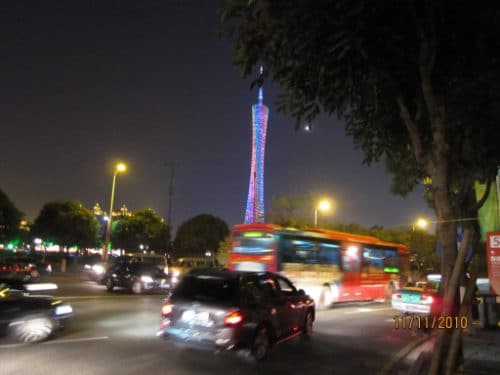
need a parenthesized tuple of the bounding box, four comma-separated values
(171, 275, 238, 305)
(130, 263, 164, 274)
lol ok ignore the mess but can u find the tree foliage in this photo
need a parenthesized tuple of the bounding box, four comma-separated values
(111, 209, 170, 252)
(0, 189, 23, 244)
(268, 194, 311, 228)
(173, 214, 229, 257)
(32, 201, 98, 249)
(216, 236, 231, 266)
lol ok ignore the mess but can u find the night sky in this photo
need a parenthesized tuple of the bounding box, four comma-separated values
(1, 1, 435, 234)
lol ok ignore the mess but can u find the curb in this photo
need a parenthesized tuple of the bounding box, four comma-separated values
(377, 333, 437, 375)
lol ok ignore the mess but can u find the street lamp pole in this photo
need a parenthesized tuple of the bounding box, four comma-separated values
(314, 199, 332, 228)
(103, 163, 126, 261)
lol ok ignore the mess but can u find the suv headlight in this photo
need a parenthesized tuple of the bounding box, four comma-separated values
(92, 264, 105, 275)
(141, 275, 153, 283)
(55, 304, 73, 315)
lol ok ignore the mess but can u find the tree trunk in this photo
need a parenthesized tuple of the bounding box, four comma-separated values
(429, 225, 472, 375)
(444, 264, 479, 375)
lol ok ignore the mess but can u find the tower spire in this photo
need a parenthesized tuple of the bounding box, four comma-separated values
(258, 66, 264, 104)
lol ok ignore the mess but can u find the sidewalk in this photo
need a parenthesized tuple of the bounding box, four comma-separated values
(389, 327, 500, 374)
(462, 328, 500, 374)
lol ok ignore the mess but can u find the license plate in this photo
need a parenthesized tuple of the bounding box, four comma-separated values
(181, 310, 211, 326)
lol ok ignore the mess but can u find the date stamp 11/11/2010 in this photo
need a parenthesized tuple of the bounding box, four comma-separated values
(393, 315, 469, 330)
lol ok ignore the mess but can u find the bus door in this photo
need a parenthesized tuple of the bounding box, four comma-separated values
(340, 244, 362, 301)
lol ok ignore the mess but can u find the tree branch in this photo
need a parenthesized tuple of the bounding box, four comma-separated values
(417, 1, 447, 160)
(473, 178, 492, 212)
(396, 95, 427, 168)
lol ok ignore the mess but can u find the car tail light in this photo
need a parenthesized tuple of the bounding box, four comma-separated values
(161, 302, 173, 316)
(421, 295, 434, 304)
(224, 310, 243, 326)
(392, 293, 402, 299)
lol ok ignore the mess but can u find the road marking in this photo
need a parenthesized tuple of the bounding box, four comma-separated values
(315, 306, 393, 315)
(0, 343, 26, 349)
(343, 307, 393, 315)
(0, 336, 110, 349)
(42, 336, 110, 345)
(60, 295, 163, 300)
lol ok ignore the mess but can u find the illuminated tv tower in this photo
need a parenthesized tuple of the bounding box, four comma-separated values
(244, 67, 269, 223)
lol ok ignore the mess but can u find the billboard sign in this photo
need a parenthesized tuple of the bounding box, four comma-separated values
(486, 232, 500, 295)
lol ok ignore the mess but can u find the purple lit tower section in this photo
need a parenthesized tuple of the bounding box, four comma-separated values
(244, 69, 269, 224)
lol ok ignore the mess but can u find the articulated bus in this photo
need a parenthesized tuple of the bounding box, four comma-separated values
(228, 223, 409, 308)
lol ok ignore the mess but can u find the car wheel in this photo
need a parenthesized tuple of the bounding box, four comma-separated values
(9, 316, 54, 343)
(251, 326, 270, 362)
(302, 311, 314, 341)
(132, 280, 143, 294)
(105, 278, 114, 292)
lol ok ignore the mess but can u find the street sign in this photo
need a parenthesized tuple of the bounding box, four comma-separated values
(436, 225, 473, 262)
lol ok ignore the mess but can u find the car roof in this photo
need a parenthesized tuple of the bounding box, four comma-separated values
(186, 267, 273, 279)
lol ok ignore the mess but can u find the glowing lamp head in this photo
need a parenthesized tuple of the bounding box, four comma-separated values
(317, 200, 331, 212)
(116, 163, 127, 173)
(415, 218, 429, 230)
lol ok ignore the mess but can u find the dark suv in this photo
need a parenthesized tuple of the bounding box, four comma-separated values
(102, 262, 171, 294)
(157, 269, 315, 361)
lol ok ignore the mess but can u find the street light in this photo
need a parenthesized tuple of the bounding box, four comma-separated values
(314, 199, 332, 227)
(414, 217, 429, 230)
(103, 162, 127, 260)
(412, 216, 478, 231)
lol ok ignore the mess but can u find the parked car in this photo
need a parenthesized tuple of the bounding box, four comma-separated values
(0, 257, 41, 282)
(157, 269, 315, 361)
(0, 279, 72, 343)
(391, 280, 441, 316)
(102, 262, 171, 294)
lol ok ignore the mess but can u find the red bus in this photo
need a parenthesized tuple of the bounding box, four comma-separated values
(228, 223, 409, 308)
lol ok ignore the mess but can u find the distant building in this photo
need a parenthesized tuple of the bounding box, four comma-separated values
(93, 202, 132, 219)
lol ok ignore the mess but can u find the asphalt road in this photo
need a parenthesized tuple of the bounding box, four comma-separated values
(0, 273, 427, 375)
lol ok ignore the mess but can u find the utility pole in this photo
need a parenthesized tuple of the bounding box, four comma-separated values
(164, 162, 179, 251)
(168, 164, 175, 231)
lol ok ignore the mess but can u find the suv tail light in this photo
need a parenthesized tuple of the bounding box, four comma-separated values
(161, 302, 173, 316)
(224, 310, 243, 326)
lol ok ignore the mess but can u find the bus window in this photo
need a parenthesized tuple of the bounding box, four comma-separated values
(318, 242, 340, 265)
(232, 232, 274, 254)
(281, 237, 317, 263)
(362, 247, 400, 273)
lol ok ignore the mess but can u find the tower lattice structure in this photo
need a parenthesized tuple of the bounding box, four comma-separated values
(244, 72, 269, 224)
